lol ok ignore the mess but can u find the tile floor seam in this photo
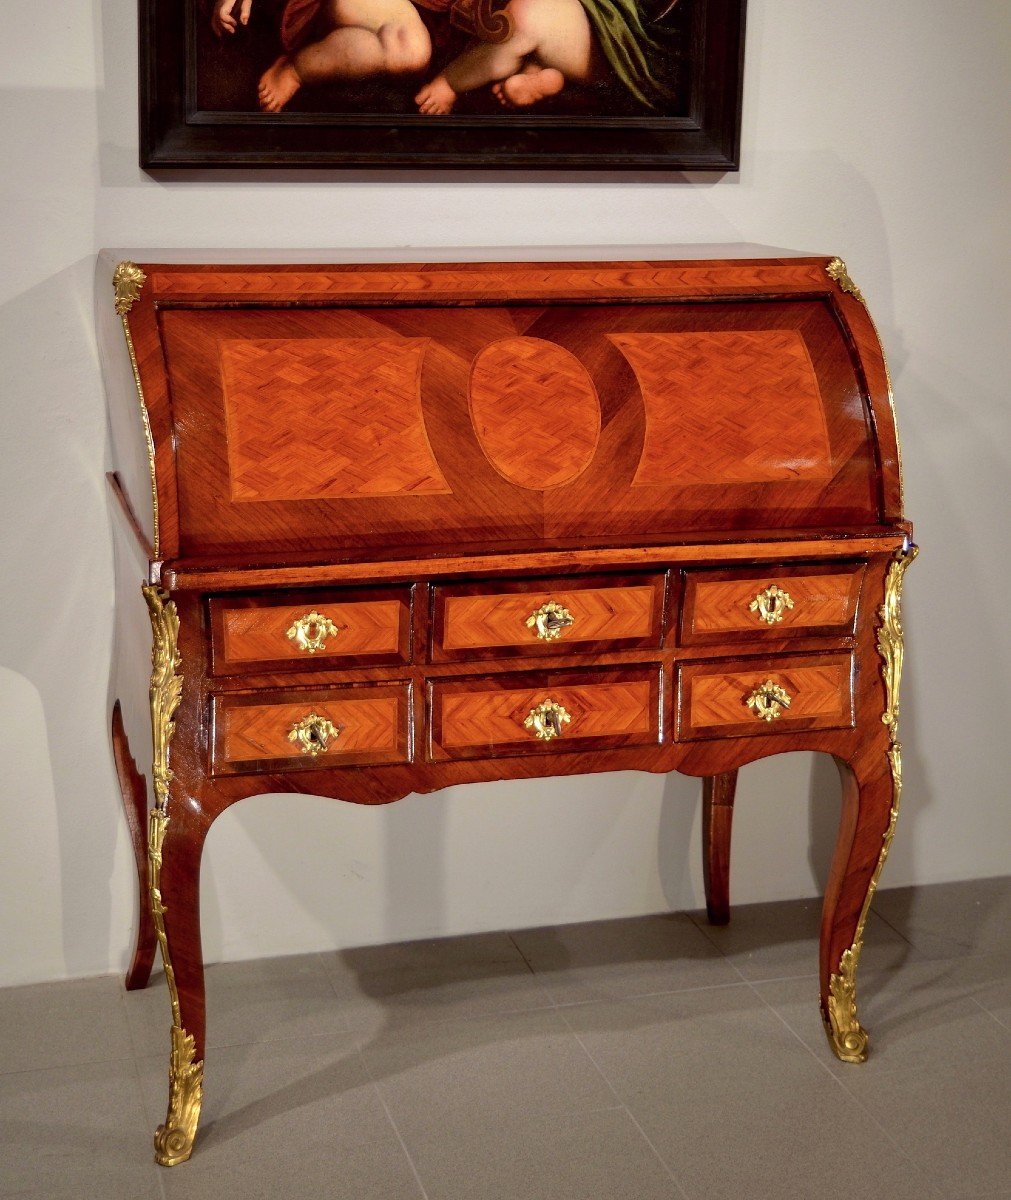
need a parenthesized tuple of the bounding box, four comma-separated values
(315, 951, 356, 1001)
(870, 923, 1011, 963)
(203, 1027, 372, 1052)
(742, 978, 949, 1200)
(365, 1074, 432, 1200)
(506, 932, 543, 980)
(132, 1052, 181, 1200)
(743, 978, 846, 1085)
(815, 1019, 981, 1176)
(356, 996, 562, 1038)
(547, 977, 756, 1010)
(125, 1049, 162, 1161)
(151, 1031, 373, 1074)
(683, 910, 727, 953)
(969, 993, 1009, 1030)
(865, 906, 916, 947)
(314, 949, 562, 1031)
(562, 1025, 693, 1200)
(0, 1051, 140, 1079)
(619, 1107, 695, 1200)
(719, 969, 819, 985)
(682, 912, 758, 984)
(553, 1018, 625, 1108)
(126, 1021, 164, 1064)
(123, 997, 146, 1063)
(155, 1151, 169, 1200)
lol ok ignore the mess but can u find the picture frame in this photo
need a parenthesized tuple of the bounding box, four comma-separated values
(140, 0, 746, 170)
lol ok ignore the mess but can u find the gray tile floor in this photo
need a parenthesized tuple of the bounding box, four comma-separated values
(1, 878, 1008, 1200)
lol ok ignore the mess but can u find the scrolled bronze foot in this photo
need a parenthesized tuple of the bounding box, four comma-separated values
(153, 1024, 204, 1167)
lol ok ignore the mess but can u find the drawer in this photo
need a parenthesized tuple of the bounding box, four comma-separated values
(211, 684, 411, 774)
(431, 574, 665, 662)
(680, 564, 864, 644)
(209, 587, 412, 675)
(676, 654, 854, 741)
(428, 666, 662, 761)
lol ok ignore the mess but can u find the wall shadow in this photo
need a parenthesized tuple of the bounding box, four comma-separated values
(0, 257, 121, 980)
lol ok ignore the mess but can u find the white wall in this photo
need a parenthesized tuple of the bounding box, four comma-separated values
(1, 1, 1008, 985)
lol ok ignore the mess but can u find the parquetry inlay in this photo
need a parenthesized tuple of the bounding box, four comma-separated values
(610, 330, 833, 486)
(221, 338, 451, 501)
(469, 337, 601, 490)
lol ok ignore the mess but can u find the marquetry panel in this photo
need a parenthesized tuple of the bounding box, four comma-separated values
(681, 564, 864, 644)
(610, 330, 833, 486)
(468, 337, 601, 490)
(209, 587, 411, 674)
(220, 338, 450, 501)
(429, 667, 661, 760)
(432, 575, 663, 660)
(676, 655, 854, 741)
(153, 294, 881, 557)
(212, 685, 410, 773)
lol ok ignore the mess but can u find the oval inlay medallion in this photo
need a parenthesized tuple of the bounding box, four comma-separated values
(468, 337, 601, 490)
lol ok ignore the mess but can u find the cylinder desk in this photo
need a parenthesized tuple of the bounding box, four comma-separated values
(98, 249, 915, 1165)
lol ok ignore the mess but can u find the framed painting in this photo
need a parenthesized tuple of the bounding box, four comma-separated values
(140, 0, 746, 168)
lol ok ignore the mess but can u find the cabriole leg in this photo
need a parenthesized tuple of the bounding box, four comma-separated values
(112, 701, 157, 990)
(142, 583, 206, 1166)
(820, 545, 916, 1063)
(149, 803, 209, 1166)
(820, 755, 896, 1063)
(702, 770, 738, 925)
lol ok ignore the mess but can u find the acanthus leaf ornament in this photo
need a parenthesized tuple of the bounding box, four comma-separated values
(142, 585, 203, 1166)
(826, 257, 866, 306)
(143, 586, 182, 811)
(152, 1023, 204, 1167)
(824, 544, 918, 1063)
(821, 258, 864, 307)
(113, 260, 147, 316)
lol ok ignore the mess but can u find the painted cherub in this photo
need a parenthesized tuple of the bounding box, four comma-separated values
(212, 0, 434, 112)
(416, 0, 589, 112)
(415, 0, 673, 114)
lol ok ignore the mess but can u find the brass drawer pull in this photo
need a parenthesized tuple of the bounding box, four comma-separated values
(287, 713, 342, 756)
(524, 699, 572, 741)
(286, 611, 342, 653)
(746, 680, 793, 722)
(525, 601, 575, 641)
(748, 585, 795, 625)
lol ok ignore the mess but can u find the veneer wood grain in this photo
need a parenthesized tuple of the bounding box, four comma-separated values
(101, 252, 914, 1166)
(212, 684, 411, 773)
(432, 573, 664, 660)
(681, 563, 864, 644)
(209, 587, 412, 674)
(676, 654, 855, 740)
(428, 666, 662, 760)
(702, 771, 738, 926)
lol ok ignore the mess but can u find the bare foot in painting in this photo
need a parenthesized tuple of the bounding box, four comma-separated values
(493, 66, 564, 107)
(258, 56, 302, 112)
(415, 74, 458, 114)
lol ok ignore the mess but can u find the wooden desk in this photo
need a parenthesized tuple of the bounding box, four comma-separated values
(99, 251, 915, 1166)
